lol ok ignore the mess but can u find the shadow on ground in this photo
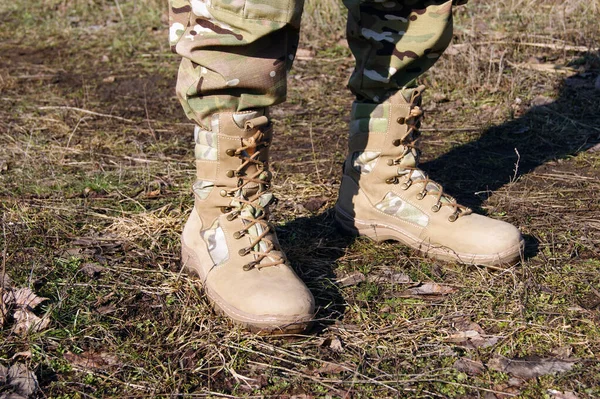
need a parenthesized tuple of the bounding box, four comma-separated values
(421, 67, 600, 211)
(276, 209, 354, 332)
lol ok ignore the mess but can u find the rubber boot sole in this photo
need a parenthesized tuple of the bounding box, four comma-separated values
(334, 206, 524, 268)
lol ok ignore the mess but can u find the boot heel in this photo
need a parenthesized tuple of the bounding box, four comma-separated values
(333, 206, 360, 237)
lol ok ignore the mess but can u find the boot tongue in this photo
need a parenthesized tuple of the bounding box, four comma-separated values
(386, 88, 414, 104)
(399, 148, 419, 170)
(231, 110, 265, 129)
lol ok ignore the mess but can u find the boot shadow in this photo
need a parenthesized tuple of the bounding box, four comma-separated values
(420, 69, 600, 212)
(275, 209, 353, 333)
(416, 67, 600, 262)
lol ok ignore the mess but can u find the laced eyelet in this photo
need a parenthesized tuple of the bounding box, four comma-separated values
(431, 203, 441, 212)
(385, 177, 398, 185)
(448, 213, 459, 222)
(225, 149, 236, 157)
(220, 206, 232, 213)
(243, 261, 258, 271)
(387, 159, 395, 166)
(227, 213, 238, 221)
(392, 139, 402, 147)
(219, 189, 228, 197)
(401, 180, 412, 190)
(226, 170, 235, 178)
(233, 230, 245, 239)
(238, 247, 251, 256)
(396, 117, 406, 124)
(416, 191, 426, 200)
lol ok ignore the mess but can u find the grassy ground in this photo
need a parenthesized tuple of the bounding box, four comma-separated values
(1, 0, 599, 397)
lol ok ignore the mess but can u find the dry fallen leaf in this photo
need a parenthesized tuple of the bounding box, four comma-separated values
(530, 95, 553, 107)
(587, 143, 600, 153)
(367, 270, 412, 284)
(329, 336, 343, 353)
(336, 272, 366, 287)
(7, 363, 38, 397)
(80, 262, 106, 277)
(0, 364, 7, 384)
(13, 288, 48, 310)
(314, 362, 346, 375)
(12, 309, 50, 336)
(144, 189, 161, 198)
(321, 336, 344, 353)
(446, 330, 500, 349)
(548, 389, 579, 399)
(453, 358, 485, 376)
(448, 319, 501, 349)
(398, 282, 457, 299)
(1, 273, 12, 289)
(11, 351, 32, 360)
(64, 351, 120, 371)
(303, 196, 328, 212)
(295, 48, 315, 61)
(290, 394, 315, 399)
(95, 305, 117, 315)
(487, 355, 577, 380)
(1, 298, 8, 328)
(1, 393, 28, 399)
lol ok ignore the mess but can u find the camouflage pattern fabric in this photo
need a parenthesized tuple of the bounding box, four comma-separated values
(192, 180, 214, 199)
(169, 0, 465, 129)
(375, 192, 429, 227)
(200, 219, 229, 265)
(169, 0, 303, 129)
(351, 151, 380, 174)
(194, 125, 218, 160)
(345, 0, 457, 102)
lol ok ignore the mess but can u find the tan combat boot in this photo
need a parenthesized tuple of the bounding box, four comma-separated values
(181, 110, 315, 333)
(335, 87, 524, 267)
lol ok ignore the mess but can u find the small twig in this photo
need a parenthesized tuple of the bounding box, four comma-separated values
(308, 123, 322, 183)
(1, 216, 7, 320)
(66, 116, 88, 149)
(455, 40, 599, 53)
(15, 74, 56, 80)
(114, 0, 125, 21)
(512, 148, 521, 182)
(143, 84, 158, 142)
(39, 106, 136, 123)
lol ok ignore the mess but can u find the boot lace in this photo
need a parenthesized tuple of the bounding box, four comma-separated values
(221, 117, 284, 270)
(387, 105, 472, 222)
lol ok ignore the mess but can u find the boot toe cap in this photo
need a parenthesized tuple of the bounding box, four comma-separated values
(208, 270, 315, 332)
(445, 214, 524, 265)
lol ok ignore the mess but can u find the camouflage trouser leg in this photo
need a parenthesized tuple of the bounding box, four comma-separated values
(344, 0, 460, 102)
(169, 0, 304, 129)
(169, 0, 465, 128)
